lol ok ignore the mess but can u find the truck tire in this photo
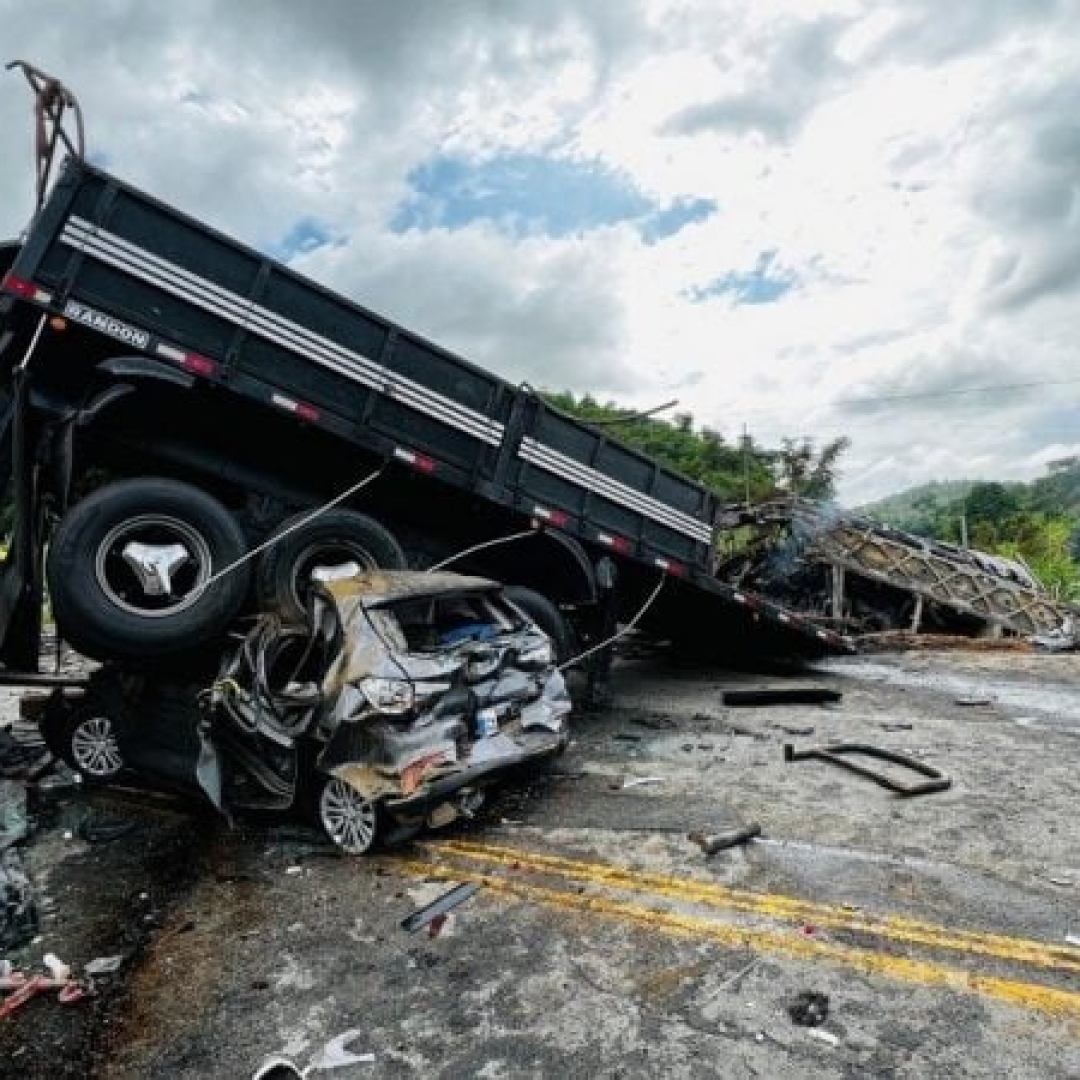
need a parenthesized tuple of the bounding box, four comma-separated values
(47, 478, 250, 663)
(504, 586, 575, 665)
(255, 509, 407, 622)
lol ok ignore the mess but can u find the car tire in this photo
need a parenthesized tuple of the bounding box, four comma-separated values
(255, 509, 406, 622)
(47, 478, 250, 663)
(314, 774, 381, 855)
(39, 697, 124, 783)
(504, 586, 575, 665)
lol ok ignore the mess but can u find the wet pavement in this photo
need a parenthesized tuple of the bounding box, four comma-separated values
(1, 647, 1078, 1078)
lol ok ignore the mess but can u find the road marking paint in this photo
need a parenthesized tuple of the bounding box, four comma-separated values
(429, 839, 1080, 977)
(398, 856, 1080, 1022)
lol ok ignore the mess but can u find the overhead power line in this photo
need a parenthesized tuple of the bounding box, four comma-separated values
(732, 375, 1080, 419)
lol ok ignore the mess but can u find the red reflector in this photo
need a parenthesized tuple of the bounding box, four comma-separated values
(295, 402, 320, 423)
(181, 353, 217, 377)
(532, 506, 569, 528)
(598, 533, 631, 553)
(2, 273, 36, 300)
(412, 454, 436, 473)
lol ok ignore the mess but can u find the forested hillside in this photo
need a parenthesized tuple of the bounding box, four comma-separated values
(543, 390, 849, 503)
(866, 458, 1080, 599)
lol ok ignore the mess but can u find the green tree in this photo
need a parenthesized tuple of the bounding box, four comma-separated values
(772, 436, 851, 500)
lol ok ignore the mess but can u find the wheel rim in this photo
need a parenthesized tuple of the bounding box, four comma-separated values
(319, 777, 378, 853)
(95, 514, 214, 617)
(290, 541, 379, 611)
(71, 716, 124, 777)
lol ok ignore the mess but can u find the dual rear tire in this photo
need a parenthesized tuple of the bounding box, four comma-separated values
(47, 478, 405, 663)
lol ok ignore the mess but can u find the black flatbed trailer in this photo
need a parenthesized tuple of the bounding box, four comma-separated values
(0, 157, 852, 674)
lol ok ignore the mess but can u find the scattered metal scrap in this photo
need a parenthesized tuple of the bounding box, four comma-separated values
(722, 688, 842, 707)
(689, 822, 762, 855)
(400, 881, 481, 933)
(783, 742, 952, 797)
(717, 497, 1077, 640)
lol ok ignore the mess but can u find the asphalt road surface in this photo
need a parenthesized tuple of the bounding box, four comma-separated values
(2, 646, 1078, 1078)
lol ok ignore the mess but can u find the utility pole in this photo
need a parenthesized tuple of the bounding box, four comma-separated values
(740, 424, 752, 507)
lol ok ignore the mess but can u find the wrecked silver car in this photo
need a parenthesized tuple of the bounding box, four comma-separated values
(40, 572, 572, 854)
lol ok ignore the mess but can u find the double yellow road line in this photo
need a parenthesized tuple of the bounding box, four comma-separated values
(400, 838, 1080, 1022)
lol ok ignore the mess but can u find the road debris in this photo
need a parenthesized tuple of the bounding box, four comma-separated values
(806, 1028, 840, 1048)
(0, 775, 38, 952)
(0, 778, 29, 851)
(955, 696, 992, 707)
(84, 955, 124, 976)
(1065, 934, 1080, 948)
(43, 952, 71, 981)
(252, 1027, 375, 1078)
(78, 814, 137, 844)
(0, 727, 49, 778)
(722, 688, 842, 707)
(714, 957, 759, 994)
(783, 742, 952, 796)
(632, 714, 678, 731)
(307, 1028, 375, 1070)
(253, 1057, 304, 1079)
(621, 776, 664, 790)
(717, 497, 1072, 639)
(0, 965, 88, 1019)
(400, 882, 481, 933)
(689, 823, 762, 855)
(787, 990, 830, 1027)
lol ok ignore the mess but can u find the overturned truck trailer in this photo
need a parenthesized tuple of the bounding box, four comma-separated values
(718, 498, 1075, 639)
(0, 155, 853, 684)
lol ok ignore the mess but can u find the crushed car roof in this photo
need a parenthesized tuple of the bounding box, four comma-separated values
(319, 569, 499, 607)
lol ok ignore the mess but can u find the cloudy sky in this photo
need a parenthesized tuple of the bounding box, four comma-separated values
(3, 1, 1079, 504)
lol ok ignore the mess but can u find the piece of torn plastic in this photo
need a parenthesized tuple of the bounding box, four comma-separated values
(621, 776, 663, 790)
(807, 1028, 840, 1047)
(85, 955, 124, 976)
(0, 970, 88, 1019)
(723, 688, 842, 707)
(307, 1028, 375, 1070)
(252, 1029, 375, 1078)
(43, 953, 71, 981)
(400, 882, 480, 933)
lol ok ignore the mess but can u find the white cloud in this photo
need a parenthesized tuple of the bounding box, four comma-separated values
(2, 0, 1079, 505)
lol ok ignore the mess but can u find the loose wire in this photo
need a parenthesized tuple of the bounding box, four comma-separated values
(426, 528, 537, 573)
(558, 573, 667, 672)
(193, 463, 386, 597)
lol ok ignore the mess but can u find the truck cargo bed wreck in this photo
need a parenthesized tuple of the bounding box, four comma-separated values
(0, 158, 851, 677)
(718, 498, 1075, 639)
